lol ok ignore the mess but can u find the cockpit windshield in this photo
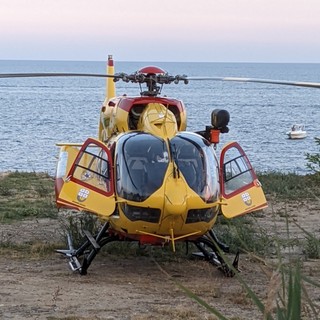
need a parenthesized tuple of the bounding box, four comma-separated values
(116, 133, 169, 201)
(116, 132, 219, 203)
(170, 132, 219, 203)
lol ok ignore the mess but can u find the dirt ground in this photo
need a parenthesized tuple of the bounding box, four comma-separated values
(0, 198, 320, 320)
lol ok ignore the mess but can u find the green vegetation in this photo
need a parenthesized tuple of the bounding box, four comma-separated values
(0, 241, 62, 259)
(199, 140, 320, 319)
(255, 138, 320, 201)
(59, 212, 102, 248)
(257, 171, 320, 200)
(0, 166, 319, 319)
(305, 137, 320, 174)
(214, 215, 273, 255)
(0, 171, 58, 222)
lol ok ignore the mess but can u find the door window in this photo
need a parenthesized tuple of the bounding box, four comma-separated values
(71, 141, 113, 195)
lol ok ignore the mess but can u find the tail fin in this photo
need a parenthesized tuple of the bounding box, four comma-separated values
(99, 55, 116, 141)
(105, 54, 115, 101)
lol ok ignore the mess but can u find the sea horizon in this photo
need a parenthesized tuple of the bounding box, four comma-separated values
(0, 60, 319, 175)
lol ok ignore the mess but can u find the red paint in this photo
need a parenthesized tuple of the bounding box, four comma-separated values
(118, 96, 184, 112)
(138, 66, 166, 74)
(107, 55, 114, 67)
(210, 129, 220, 144)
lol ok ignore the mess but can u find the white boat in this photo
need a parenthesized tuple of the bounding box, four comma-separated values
(287, 124, 307, 139)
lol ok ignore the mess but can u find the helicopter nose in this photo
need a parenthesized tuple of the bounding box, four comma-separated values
(164, 175, 188, 215)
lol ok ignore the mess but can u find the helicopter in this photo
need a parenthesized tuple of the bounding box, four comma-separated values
(52, 56, 268, 277)
(1, 55, 320, 277)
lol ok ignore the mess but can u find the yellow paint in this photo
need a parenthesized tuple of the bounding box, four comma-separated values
(220, 182, 267, 218)
(106, 54, 115, 100)
(55, 55, 268, 252)
(170, 228, 175, 251)
(56, 143, 83, 147)
(57, 180, 116, 217)
(137, 103, 178, 138)
(99, 55, 116, 141)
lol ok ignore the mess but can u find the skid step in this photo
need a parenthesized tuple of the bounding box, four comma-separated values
(68, 256, 82, 272)
(83, 230, 100, 250)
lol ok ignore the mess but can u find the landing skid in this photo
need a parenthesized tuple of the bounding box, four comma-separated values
(57, 223, 239, 277)
(57, 221, 118, 275)
(191, 229, 239, 277)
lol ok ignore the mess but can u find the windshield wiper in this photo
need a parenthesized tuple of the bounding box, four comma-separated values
(169, 142, 180, 179)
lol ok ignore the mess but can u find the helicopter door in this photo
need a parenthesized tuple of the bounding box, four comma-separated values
(219, 142, 267, 218)
(56, 138, 116, 217)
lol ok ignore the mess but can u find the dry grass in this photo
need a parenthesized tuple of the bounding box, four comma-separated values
(0, 171, 58, 222)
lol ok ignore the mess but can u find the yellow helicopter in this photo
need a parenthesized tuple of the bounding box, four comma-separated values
(53, 55, 269, 277)
(2, 56, 319, 276)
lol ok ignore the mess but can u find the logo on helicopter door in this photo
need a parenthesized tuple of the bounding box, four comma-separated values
(77, 188, 90, 202)
(241, 192, 252, 206)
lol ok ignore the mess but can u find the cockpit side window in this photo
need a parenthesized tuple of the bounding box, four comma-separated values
(116, 133, 169, 201)
(223, 147, 254, 195)
(170, 133, 219, 203)
(173, 141, 204, 192)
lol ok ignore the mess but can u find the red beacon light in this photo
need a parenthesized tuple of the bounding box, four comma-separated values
(138, 66, 166, 75)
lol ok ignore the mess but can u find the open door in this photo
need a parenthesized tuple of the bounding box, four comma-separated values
(56, 138, 116, 218)
(219, 142, 267, 218)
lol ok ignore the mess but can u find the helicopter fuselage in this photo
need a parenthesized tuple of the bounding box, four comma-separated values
(56, 94, 224, 249)
(54, 58, 267, 274)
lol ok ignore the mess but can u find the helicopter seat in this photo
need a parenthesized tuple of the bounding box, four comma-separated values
(144, 161, 167, 190)
(128, 158, 148, 189)
(128, 158, 146, 170)
(179, 161, 197, 189)
(176, 147, 198, 190)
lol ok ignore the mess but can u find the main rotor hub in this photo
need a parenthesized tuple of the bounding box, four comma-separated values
(137, 66, 168, 96)
(114, 66, 189, 97)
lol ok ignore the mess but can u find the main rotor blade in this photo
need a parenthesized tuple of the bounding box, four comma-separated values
(2, 72, 320, 89)
(185, 76, 320, 89)
(0, 73, 119, 79)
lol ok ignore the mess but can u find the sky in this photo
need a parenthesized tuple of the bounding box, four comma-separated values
(1, 0, 320, 63)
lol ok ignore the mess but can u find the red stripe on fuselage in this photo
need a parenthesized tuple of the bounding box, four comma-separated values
(118, 97, 184, 112)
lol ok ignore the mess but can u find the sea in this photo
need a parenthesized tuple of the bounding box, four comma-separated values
(0, 60, 319, 176)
